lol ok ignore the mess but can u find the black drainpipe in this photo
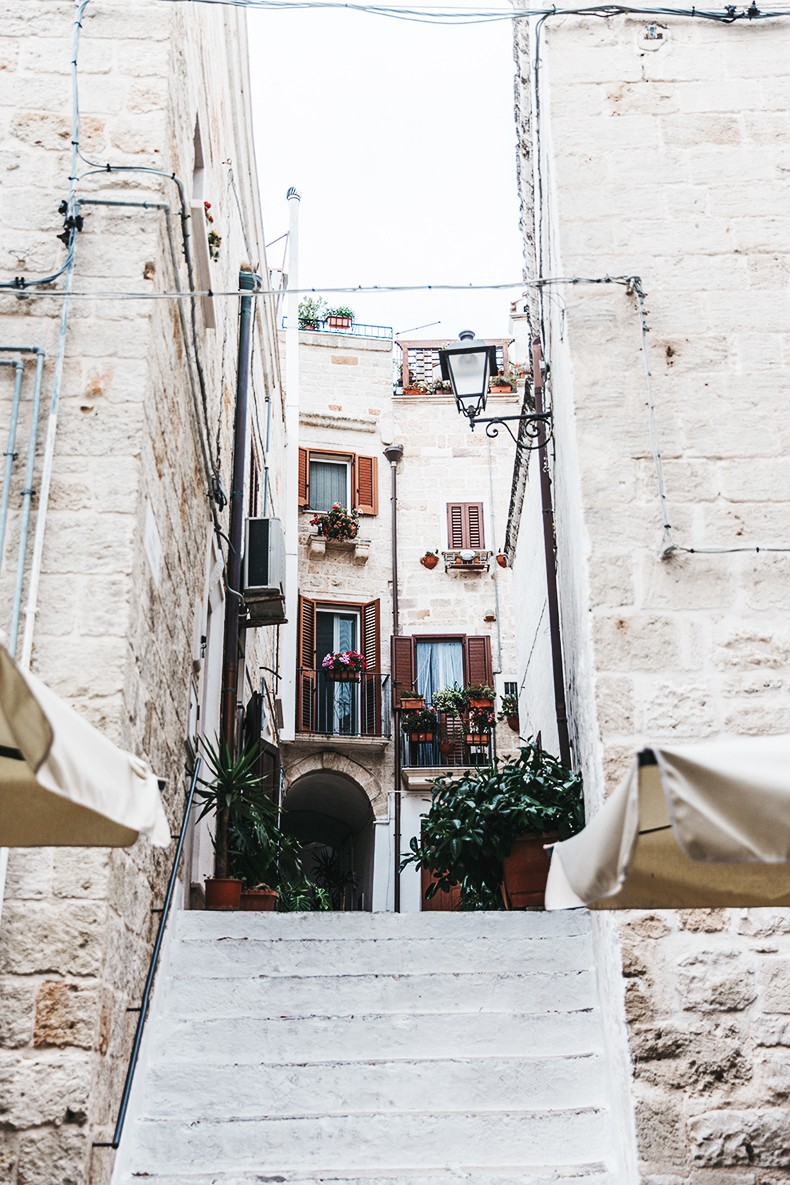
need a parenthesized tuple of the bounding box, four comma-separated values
(383, 443, 404, 910)
(532, 336, 571, 769)
(217, 268, 259, 875)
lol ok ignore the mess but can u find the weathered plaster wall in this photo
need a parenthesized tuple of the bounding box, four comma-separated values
(0, 4, 282, 1182)
(514, 9, 790, 1181)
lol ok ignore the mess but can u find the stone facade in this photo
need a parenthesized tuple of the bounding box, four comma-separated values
(513, 9, 790, 1181)
(0, 3, 283, 1182)
(281, 329, 518, 911)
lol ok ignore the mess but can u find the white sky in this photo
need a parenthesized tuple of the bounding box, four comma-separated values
(248, 6, 524, 341)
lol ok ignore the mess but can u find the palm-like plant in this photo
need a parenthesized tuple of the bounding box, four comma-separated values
(194, 737, 273, 880)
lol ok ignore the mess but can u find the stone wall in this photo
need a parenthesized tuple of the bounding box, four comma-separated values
(0, 3, 282, 1182)
(513, 9, 790, 1180)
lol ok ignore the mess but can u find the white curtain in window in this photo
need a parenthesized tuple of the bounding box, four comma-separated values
(416, 640, 464, 704)
(311, 460, 348, 512)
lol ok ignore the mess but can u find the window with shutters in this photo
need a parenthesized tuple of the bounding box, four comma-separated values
(298, 447, 378, 515)
(297, 596, 383, 735)
(446, 502, 485, 550)
(391, 634, 493, 706)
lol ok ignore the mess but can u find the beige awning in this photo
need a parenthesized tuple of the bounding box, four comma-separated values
(545, 735, 790, 910)
(0, 644, 170, 848)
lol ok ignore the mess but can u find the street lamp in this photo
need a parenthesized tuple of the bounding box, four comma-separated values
(439, 330, 551, 451)
(439, 329, 497, 421)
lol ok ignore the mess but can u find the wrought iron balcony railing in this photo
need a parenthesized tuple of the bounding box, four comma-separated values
(400, 715, 495, 770)
(296, 668, 391, 738)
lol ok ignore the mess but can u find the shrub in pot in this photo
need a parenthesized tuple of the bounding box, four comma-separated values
(400, 740, 584, 910)
(401, 707, 439, 743)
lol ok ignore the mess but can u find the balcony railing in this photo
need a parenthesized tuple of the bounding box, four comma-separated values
(281, 317, 393, 342)
(296, 669, 391, 738)
(400, 715, 495, 770)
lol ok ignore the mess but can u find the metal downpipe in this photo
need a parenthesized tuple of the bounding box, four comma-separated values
(383, 443, 404, 910)
(0, 361, 25, 576)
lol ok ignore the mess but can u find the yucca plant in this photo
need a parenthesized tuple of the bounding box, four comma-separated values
(194, 736, 273, 879)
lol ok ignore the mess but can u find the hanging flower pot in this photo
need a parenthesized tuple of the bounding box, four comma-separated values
(496, 553, 508, 569)
(399, 693, 425, 711)
(501, 832, 559, 909)
(325, 668, 361, 683)
(465, 732, 490, 746)
(410, 731, 435, 744)
(420, 552, 439, 570)
(322, 650, 366, 682)
(401, 708, 438, 742)
(438, 740, 453, 756)
(506, 715, 520, 733)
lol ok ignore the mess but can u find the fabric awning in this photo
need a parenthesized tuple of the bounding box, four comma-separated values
(545, 735, 790, 910)
(0, 644, 170, 848)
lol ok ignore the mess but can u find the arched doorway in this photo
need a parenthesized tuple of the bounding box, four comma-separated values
(282, 772, 375, 910)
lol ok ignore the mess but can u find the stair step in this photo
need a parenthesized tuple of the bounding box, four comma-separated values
(169, 934, 592, 978)
(119, 1167, 618, 1184)
(151, 1008, 602, 1064)
(161, 967, 597, 1018)
(129, 1108, 610, 1174)
(174, 910, 592, 942)
(141, 1052, 607, 1118)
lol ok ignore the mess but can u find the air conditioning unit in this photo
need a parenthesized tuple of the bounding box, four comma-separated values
(243, 517, 287, 626)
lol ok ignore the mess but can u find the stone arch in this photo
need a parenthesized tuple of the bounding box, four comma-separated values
(284, 749, 387, 816)
(282, 761, 378, 910)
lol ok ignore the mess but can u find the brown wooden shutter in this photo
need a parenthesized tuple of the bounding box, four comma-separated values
(466, 503, 484, 549)
(465, 635, 492, 687)
(447, 502, 485, 549)
(297, 596, 316, 731)
(447, 503, 465, 549)
(298, 447, 309, 508)
(391, 635, 415, 707)
(355, 455, 378, 515)
(361, 599, 381, 735)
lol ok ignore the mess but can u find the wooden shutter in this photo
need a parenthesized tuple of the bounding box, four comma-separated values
(391, 635, 415, 707)
(296, 596, 316, 731)
(447, 502, 485, 549)
(354, 455, 378, 516)
(465, 635, 492, 687)
(298, 447, 309, 508)
(361, 599, 381, 736)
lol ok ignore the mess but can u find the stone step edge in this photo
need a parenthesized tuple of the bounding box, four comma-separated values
(133, 1105, 609, 1125)
(120, 1165, 613, 1183)
(162, 969, 592, 983)
(156, 1006, 599, 1022)
(145, 1050, 603, 1071)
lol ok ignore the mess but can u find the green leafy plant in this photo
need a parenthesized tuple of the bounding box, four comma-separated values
(325, 305, 355, 321)
(276, 878, 333, 912)
(400, 740, 584, 907)
(489, 371, 513, 390)
(311, 849, 358, 910)
(431, 686, 468, 718)
(498, 693, 519, 720)
(401, 707, 439, 735)
(298, 295, 327, 328)
(466, 705, 495, 734)
(194, 737, 273, 880)
(464, 683, 496, 702)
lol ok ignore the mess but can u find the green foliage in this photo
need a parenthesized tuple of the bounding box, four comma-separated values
(431, 686, 468, 718)
(401, 708, 439, 734)
(298, 295, 327, 327)
(400, 740, 584, 908)
(311, 849, 358, 909)
(464, 684, 496, 701)
(326, 305, 355, 320)
(276, 878, 333, 912)
(498, 693, 519, 720)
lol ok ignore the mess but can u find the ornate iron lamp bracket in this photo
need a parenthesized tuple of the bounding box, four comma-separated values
(468, 411, 552, 451)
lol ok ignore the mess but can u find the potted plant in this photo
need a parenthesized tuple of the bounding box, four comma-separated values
(399, 688, 425, 711)
(194, 737, 273, 910)
(325, 304, 355, 330)
(498, 693, 520, 732)
(431, 378, 453, 394)
(401, 707, 439, 743)
(420, 550, 439, 570)
(404, 378, 429, 396)
(489, 371, 514, 393)
(431, 686, 468, 718)
(465, 704, 495, 745)
(229, 806, 300, 912)
(310, 502, 359, 541)
(496, 553, 508, 569)
(400, 740, 584, 910)
(322, 649, 367, 682)
(298, 295, 327, 330)
(464, 683, 496, 709)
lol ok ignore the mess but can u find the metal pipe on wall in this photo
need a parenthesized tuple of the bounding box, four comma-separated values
(0, 360, 25, 576)
(383, 443, 404, 910)
(279, 187, 301, 743)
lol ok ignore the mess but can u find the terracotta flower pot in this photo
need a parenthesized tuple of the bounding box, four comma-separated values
(409, 731, 435, 744)
(326, 315, 352, 329)
(403, 387, 425, 396)
(240, 888, 279, 912)
(506, 715, 520, 732)
(501, 832, 559, 910)
(400, 695, 425, 711)
(438, 740, 453, 756)
(325, 669, 361, 683)
(420, 555, 439, 570)
(205, 877, 242, 911)
(467, 697, 494, 710)
(496, 553, 508, 569)
(490, 385, 513, 394)
(465, 732, 490, 746)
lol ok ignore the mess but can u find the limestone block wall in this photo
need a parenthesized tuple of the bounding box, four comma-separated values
(513, 9, 790, 1180)
(0, 4, 282, 1183)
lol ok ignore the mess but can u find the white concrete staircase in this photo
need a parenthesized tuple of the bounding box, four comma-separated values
(114, 911, 619, 1185)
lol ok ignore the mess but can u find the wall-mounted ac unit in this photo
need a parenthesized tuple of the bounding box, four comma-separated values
(243, 517, 287, 627)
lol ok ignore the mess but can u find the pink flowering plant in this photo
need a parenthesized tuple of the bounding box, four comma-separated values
(467, 705, 496, 733)
(321, 650, 367, 674)
(310, 503, 359, 542)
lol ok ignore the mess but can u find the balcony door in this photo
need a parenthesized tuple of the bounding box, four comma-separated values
(317, 608, 360, 736)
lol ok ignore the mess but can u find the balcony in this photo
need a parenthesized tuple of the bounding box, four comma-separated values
(400, 715, 495, 786)
(295, 669, 391, 742)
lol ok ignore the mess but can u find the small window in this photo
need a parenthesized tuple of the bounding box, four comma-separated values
(503, 680, 518, 699)
(447, 502, 485, 550)
(309, 455, 350, 512)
